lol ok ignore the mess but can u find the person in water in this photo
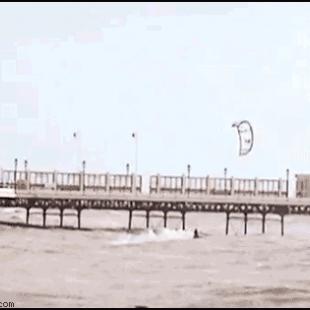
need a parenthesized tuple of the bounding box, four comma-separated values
(193, 228, 199, 239)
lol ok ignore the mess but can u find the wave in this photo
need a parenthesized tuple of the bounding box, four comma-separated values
(110, 228, 194, 246)
(0, 208, 22, 214)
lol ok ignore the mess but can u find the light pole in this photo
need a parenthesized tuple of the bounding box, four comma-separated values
(126, 163, 130, 175)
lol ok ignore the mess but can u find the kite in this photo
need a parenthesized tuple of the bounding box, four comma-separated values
(232, 120, 254, 156)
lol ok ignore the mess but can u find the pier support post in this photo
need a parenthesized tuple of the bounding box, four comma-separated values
(181, 174, 186, 195)
(224, 168, 227, 194)
(278, 178, 282, 197)
(286, 169, 290, 198)
(244, 212, 248, 235)
(42, 208, 47, 227)
(106, 173, 110, 193)
(206, 176, 210, 195)
(255, 178, 259, 196)
(14, 158, 18, 193)
(281, 214, 285, 236)
(53, 171, 57, 191)
(262, 213, 266, 234)
(79, 172, 83, 192)
(82, 161, 86, 193)
(231, 177, 235, 196)
(146, 210, 150, 229)
(163, 211, 168, 228)
(181, 212, 186, 230)
(128, 209, 133, 231)
(26, 208, 30, 225)
(24, 160, 30, 191)
(77, 209, 82, 229)
(156, 174, 161, 193)
(225, 212, 230, 235)
(59, 208, 64, 228)
(131, 174, 137, 194)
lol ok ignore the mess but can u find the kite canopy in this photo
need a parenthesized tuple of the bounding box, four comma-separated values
(232, 120, 254, 156)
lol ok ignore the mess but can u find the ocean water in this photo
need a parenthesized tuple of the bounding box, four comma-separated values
(1, 208, 310, 308)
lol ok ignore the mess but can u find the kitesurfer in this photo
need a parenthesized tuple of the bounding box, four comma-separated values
(193, 228, 199, 239)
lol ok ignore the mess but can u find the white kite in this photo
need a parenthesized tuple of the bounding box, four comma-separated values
(232, 120, 254, 156)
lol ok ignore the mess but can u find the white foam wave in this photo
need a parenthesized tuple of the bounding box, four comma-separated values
(0, 208, 22, 214)
(111, 228, 194, 246)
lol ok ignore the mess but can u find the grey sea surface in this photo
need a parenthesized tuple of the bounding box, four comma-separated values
(1, 208, 310, 308)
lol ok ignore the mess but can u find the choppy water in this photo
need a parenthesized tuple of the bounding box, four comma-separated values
(1, 208, 310, 307)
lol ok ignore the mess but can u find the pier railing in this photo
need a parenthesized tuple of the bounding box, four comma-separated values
(0, 168, 288, 198)
(0, 169, 142, 193)
(149, 175, 288, 197)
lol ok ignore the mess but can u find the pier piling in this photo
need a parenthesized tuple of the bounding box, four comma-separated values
(42, 208, 47, 227)
(225, 212, 230, 235)
(281, 215, 285, 236)
(77, 209, 82, 229)
(262, 213, 266, 234)
(26, 208, 30, 225)
(244, 212, 248, 235)
(59, 209, 64, 227)
(128, 209, 133, 231)
(146, 210, 150, 229)
(181, 212, 186, 230)
(163, 211, 168, 228)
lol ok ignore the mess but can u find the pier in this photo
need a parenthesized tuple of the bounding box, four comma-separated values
(1, 164, 310, 235)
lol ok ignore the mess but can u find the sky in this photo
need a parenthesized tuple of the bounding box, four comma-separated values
(0, 2, 310, 188)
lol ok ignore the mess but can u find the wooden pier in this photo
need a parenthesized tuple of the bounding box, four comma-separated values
(1, 165, 310, 235)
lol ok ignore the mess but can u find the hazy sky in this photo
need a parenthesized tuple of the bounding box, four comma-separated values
(1, 2, 310, 183)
